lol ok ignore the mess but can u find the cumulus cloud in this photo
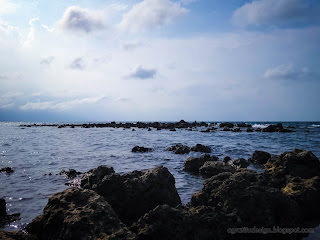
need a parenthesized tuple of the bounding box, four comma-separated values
(0, 91, 22, 109)
(119, 0, 188, 33)
(69, 57, 86, 70)
(20, 96, 106, 111)
(264, 64, 311, 80)
(40, 56, 55, 66)
(232, 0, 313, 27)
(128, 65, 157, 79)
(57, 6, 105, 33)
(0, 0, 18, 15)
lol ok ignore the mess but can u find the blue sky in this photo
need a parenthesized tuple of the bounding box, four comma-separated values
(0, 0, 319, 121)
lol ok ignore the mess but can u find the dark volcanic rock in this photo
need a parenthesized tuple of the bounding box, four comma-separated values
(131, 146, 153, 153)
(167, 144, 190, 154)
(0, 230, 37, 240)
(246, 127, 254, 132)
(0, 167, 14, 174)
(249, 150, 271, 164)
(236, 123, 247, 127)
(199, 161, 236, 178)
(223, 156, 231, 163)
(0, 198, 20, 228)
(232, 158, 249, 168)
(81, 166, 181, 225)
(59, 169, 81, 179)
(183, 154, 218, 174)
(191, 170, 300, 229)
(219, 122, 234, 128)
(262, 123, 283, 132)
(130, 205, 237, 240)
(81, 165, 115, 190)
(232, 128, 241, 132)
(26, 188, 135, 240)
(190, 144, 211, 153)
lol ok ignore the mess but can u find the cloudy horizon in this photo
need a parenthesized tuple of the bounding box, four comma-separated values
(0, 0, 319, 122)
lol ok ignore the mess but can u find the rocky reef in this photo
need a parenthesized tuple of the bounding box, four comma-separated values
(1, 149, 320, 240)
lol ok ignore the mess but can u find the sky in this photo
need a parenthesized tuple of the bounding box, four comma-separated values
(0, 0, 319, 122)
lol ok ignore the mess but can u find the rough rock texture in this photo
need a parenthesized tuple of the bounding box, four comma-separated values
(0, 230, 38, 240)
(263, 123, 284, 132)
(0, 198, 20, 228)
(81, 165, 115, 190)
(219, 122, 234, 128)
(183, 154, 218, 174)
(81, 166, 181, 225)
(0, 167, 14, 174)
(199, 161, 236, 178)
(166, 144, 190, 154)
(249, 150, 271, 164)
(232, 158, 249, 168)
(131, 146, 153, 153)
(191, 170, 300, 228)
(26, 188, 135, 240)
(59, 169, 81, 179)
(130, 205, 237, 240)
(190, 144, 211, 153)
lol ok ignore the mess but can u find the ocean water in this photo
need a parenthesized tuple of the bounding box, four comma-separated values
(0, 121, 320, 231)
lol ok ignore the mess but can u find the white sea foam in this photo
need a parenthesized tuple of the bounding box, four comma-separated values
(311, 124, 320, 128)
(252, 124, 270, 129)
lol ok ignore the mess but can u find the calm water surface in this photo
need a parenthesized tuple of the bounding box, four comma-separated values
(0, 121, 320, 231)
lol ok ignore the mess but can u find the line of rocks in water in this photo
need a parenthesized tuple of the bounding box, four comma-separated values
(1, 149, 320, 239)
(20, 121, 296, 132)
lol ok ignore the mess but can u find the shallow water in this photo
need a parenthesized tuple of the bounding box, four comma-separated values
(0, 121, 320, 231)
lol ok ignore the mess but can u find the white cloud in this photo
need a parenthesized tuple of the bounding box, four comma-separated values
(118, 0, 188, 33)
(23, 18, 39, 48)
(232, 0, 311, 27)
(57, 6, 105, 33)
(20, 96, 106, 111)
(122, 41, 144, 51)
(40, 56, 55, 66)
(0, 0, 18, 15)
(128, 65, 157, 79)
(264, 64, 311, 80)
(0, 91, 22, 109)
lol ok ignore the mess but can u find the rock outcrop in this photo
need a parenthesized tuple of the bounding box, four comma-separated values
(199, 161, 236, 178)
(131, 146, 153, 153)
(167, 144, 190, 154)
(0, 198, 20, 228)
(0, 167, 14, 174)
(249, 150, 271, 164)
(183, 154, 218, 174)
(26, 188, 135, 240)
(81, 166, 181, 225)
(190, 144, 211, 153)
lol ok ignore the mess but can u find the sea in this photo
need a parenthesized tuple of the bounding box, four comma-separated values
(1, 121, 320, 234)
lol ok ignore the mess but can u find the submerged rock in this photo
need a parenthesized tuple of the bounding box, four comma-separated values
(26, 188, 135, 240)
(131, 146, 153, 153)
(167, 144, 190, 154)
(0, 167, 14, 174)
(81, 166, 181, 225)
(183, 154, 218, 174)
(249, 150, 271, 164)
(190, 144, 211, 153)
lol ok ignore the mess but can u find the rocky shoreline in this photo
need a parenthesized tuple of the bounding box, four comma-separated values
(20, 121, 295, 133)
(1, 148, 320, 239)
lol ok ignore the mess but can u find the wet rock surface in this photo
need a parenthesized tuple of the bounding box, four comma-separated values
(167, 144, 190, 154)
(81, 166, 181, 225)
(190, 144, 211, 153)
(0, 198, 20, 228)
(59, 169, 81, 179)
(183, 154, 218, 174)
(0, 167, 14, 174)
(199, 161, 236, 178)
(131, 146, 153, 153)
(249, 150, 271, 164)
(26, 188, 135, 240)
(232, 158, 249, 168)
(0, 230, 37, 240)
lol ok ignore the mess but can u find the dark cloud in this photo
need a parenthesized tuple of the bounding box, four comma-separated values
(70, 57, 86, 70)
(59, 6, 105, 33)
(40, 56, 55, 66)
(128, 65, 157, 79)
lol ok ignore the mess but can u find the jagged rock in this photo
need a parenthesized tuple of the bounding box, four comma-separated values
(249, 150, 271, 164)
(0, 230, 37, 240)
(191, 170, 300, 229)
(222, 127, 231, 131)
(199, 161, 236, 178)
(59, 169, 81, 179)
(130, 205, 237, 240)
(236, 123, 247, 127)
(190, 144, 211, 153)
(26, 188, 135, 240)
(183, 154, 218, 174)
(223, 156, 231, 163)
(0, 198, 20, 228)
(262, 123, 283, 132)
(232, 128, 241, 132)
(0, 167, 14, 174)
(131, 146, 153, 153)
(81, 165, 115, 190)
(219, 122, 234, 128)
(167, 144, 190, 154)
(232, 158, 249, 168)
(246, 128, 254, 132)
(81, 166, 181, 225)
